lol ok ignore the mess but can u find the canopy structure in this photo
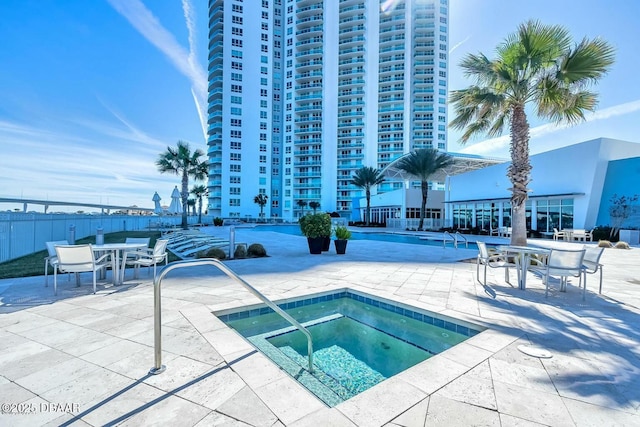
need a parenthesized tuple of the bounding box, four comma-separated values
(381, 151, 507, 182)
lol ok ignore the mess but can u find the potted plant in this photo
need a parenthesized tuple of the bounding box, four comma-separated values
(299, 213, 332, 254)
(333, 225, 351, 255)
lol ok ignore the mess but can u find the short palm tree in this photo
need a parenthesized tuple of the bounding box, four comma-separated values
(186, 199, 196, 216)
(394, 149, 453, 231)
(449, 20, 614, 245)
(296, 199, 308, 217)
(191, 184, 208, 224)
(309, 201, 320, 213)
(157, 141, 208, 229)
(350, 166, 385, 226)
(254, 194, 268, 219)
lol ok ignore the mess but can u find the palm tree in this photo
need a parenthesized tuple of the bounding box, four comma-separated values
(449, 20, 614, 245)
(191, 184, 208, 224)
(186, 199, 196, 216)
(309, 201, 320, 213)
(296, 200, 308, 217)
(350, 166, 385, 226)
(254, 193, 268, 219)
(156, 141, 208, 229)
(394, 149, 453, 231)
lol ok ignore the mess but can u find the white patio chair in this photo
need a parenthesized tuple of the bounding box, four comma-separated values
(582, 245, 605, 294)
(476, 241, 517, 286)
(552, 228, 565, 241)
(584, 229, 594, 242)
(44, 240, 69, 287)
(530, 248, 586, 299)
(122, 239, 169, 280)
(53, 244, 111, 295)
(121, 237, 151, 262)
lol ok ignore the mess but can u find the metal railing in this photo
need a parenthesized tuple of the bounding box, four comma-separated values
(150, 259, 314, 375)
(443, 231, 455, 248)
(455, 232, 469, 249)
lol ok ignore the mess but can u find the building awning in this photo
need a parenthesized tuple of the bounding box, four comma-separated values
(381, 151, 507, 182)
(445, 192, 586, 204)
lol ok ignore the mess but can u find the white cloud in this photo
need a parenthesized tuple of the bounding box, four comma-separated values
(459, 99, 640, 156)
(107, 0, 208, 142)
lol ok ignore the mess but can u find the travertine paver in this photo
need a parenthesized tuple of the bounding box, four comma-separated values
(0, 227, 639, 426)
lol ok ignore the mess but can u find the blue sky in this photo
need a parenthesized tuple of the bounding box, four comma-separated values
(1, 0, 639, 211)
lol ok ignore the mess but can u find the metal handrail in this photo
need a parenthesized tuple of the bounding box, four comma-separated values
(150, 259, 314, 375)
(443, 231, 455, 249)
(454, 232, 469, 249)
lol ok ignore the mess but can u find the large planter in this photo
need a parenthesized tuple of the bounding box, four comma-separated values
(322, 236, 331, 251)
(334, 239, 348, 255)
(307, 237, 324, 254)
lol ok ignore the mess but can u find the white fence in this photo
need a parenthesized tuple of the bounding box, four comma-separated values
(0, 212, 186, 263)
(385, 218, 443, 230)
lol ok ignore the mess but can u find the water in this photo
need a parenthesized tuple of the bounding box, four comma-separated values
(219, 290, 481, 406)
(247, 224, 480, 249)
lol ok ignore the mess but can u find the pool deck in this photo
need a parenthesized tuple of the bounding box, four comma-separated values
(1, 228, 639, 426)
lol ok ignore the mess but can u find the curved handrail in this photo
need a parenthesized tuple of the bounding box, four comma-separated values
(150, 259, 314, 374)
(443, 231, 455, 249)
(454, 232, 469, 249)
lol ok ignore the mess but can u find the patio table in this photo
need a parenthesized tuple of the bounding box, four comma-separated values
(498, 245, 550, 290)
(91, 243, 147, 285)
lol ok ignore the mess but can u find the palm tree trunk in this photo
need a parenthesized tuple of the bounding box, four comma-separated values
(508, 105, 532, 246)
(181, 172, 189, 229)
(419, 181, 428, 231)
(365, 187, 371, 226)
(198, 197, 202, 224)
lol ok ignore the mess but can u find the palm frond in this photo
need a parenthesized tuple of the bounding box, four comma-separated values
(556, 37, 615, 85)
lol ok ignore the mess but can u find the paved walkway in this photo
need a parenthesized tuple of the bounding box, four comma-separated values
(0, 228, 639, 426)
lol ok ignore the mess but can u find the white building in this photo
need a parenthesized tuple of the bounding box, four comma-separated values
(446, 138, 640, 235)
(207, 0, 450, 221)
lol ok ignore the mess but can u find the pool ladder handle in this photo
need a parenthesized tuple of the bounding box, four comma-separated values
(149, 258, 314, 375)
(442, 231, 469, 249)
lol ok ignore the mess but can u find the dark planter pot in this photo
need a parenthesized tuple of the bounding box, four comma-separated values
(307, 237, 324, 254)
(322, 236, 331, 251)
(334, 239, 348, 255)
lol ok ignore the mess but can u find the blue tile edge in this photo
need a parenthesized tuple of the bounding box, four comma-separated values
(216, 290, 482, 338)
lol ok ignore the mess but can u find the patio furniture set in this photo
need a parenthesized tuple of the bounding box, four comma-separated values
(476, 241, 605, 300)
(553, 227, 594, 241)
(44, 238, 169, 295)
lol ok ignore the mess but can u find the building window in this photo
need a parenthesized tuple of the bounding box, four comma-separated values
(230, 176, 241, 184)
(230, 164, 241, 172)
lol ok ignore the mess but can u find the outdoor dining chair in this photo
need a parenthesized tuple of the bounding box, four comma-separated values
(122, 239, 169, 280)
(44, 240, 69, 287)
(582, 245, 605, 294)
(529, 248, 586, 299)
(553, 228, 566, 241)
(476, 241, 517, 286)
(53, 244, 111, 295)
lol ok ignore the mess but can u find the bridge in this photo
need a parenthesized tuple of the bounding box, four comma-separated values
(0, 197, 154, 214)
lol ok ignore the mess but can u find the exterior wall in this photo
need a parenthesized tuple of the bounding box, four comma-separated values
(596, 157, 640, 228)
(448, 138, 640, 230)
(207, 0, 449, 221)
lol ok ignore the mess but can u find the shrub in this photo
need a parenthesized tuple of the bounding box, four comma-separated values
(247, 243, 267, 257)
(334, 225, 352, 240)
(213, 217, 224, 226)
(614, 241, 630, 249)
(299, 213, 331, 238)
(234, 244, 247, 259)
(592, 225, 616, 242)
(197, 247, 226, 260)
(598, 240, 613, 248)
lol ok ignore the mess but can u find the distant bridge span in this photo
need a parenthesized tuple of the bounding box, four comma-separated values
(0, 197, 154, 214)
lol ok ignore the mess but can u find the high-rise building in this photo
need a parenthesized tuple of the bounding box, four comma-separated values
(207, 0, 449, 221)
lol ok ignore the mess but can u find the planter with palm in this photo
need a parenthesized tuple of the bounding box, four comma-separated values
(254, 194, 268, 221)
(333, 225, 352, 255)
(394, 149, 453, 231)
(450, 20, 614, 246)
(351, 166, 385, 226)
(156, 141, 208, 229)
(309, 201, 320, 213)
